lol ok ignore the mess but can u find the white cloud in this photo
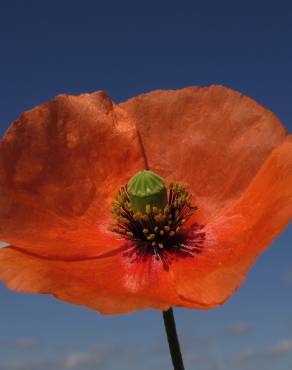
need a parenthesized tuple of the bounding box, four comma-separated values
(266, 340, 292, 355)
(64, 346, 112, 369)
(234, 339, 292, 364)
(1, 343, 135, 370)
(65, 351, 99, 368)
(225, 321, 253, 336)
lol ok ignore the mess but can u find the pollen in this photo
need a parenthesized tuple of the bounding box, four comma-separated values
(147, 234, 156, 241)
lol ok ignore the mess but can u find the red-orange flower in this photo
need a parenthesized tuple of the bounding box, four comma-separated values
(0, 86, 292, 314)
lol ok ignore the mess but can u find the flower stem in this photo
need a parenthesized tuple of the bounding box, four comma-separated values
(162, 308, 185, 370)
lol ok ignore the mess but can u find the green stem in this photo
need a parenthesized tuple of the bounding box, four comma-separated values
(162, 308, 185, 370)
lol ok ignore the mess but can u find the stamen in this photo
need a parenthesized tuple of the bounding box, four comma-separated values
(109, 175, 203, 268)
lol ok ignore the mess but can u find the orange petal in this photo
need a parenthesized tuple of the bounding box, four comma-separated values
(172, 136, 292, 308)
(0, 245, 184, 314)
(0, 92, 145, 258)
(121, 86, 286, 222)
(2, 134, 291, 313)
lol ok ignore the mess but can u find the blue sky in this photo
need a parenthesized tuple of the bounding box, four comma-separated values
(1, 4, 292, 370)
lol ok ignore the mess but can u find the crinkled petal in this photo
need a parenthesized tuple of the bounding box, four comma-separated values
(0, 92, 145, 258)
(172, 136, 292, 308)
(121, 86, 286, 221)
(0, 245, 184, 314)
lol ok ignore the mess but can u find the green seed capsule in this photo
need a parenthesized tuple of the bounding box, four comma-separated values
(127, 170, 167, 213)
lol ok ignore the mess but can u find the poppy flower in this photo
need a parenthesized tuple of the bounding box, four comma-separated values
(0, 86, 292, 315)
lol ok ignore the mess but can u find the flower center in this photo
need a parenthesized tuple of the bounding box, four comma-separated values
(109, 171, 205, 268)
